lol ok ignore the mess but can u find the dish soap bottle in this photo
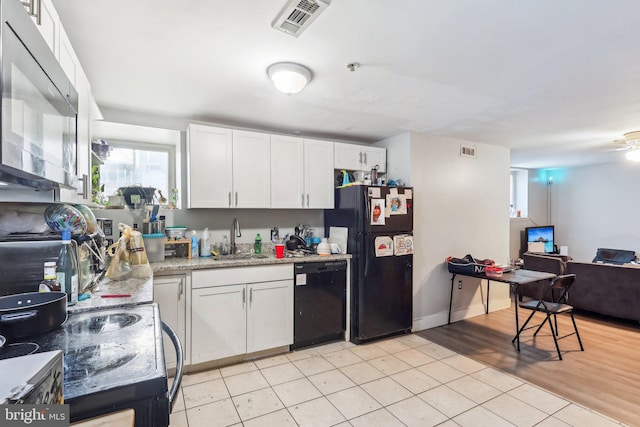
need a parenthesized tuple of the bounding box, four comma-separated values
(254, 233, 262, 254)
(191, 230, 199, 258)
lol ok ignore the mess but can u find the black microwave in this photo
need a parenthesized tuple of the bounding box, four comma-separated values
(0, 0, 78, 191)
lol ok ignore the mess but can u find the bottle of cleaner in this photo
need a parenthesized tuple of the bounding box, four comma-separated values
(191, 230, 199, 258)
(200, 227, 211, 257)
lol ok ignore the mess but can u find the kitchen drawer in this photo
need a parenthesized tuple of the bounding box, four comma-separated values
(192, 264, 292, 288)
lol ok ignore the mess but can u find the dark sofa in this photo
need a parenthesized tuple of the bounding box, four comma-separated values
(522, 252, 640, 321)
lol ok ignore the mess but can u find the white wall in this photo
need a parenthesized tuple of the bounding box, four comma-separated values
(509, 169, 550, 260)
(381, 133, 511, 330)
(550, 162, 640, 262)
(374, 133, 412, 185)
(92, 207, 324, 246)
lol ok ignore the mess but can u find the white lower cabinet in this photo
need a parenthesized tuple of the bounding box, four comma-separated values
(191, 265, 293, 365)
(153, 274, 188, 369)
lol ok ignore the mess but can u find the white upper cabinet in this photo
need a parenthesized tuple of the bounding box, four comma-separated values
(187, 126, 270, 208)
(187, 124, 233, 208)
(58, 25, 77, 85)
(24, 0, 59, 56)
(271, 135, 305, 208)
(334, 143, 363, 171)
(270, 136, 334, 209)
(303, 139, 334, 208)
(232, 130, 271, 208)
(334, 142, 386, 173)
(362, 146, 386, 172)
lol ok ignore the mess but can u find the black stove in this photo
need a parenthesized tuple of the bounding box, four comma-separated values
(30, 303, 170, 426)
(0, 342, 39, 360)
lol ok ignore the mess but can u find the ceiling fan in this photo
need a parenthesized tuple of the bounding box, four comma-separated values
(612, 131, 640, 161)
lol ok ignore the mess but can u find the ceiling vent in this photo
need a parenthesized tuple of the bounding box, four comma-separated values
(460, 144, 476, 158)
(272, 0, 329, 37)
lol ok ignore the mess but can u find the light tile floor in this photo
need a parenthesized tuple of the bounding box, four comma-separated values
(170, 334, 627, 427)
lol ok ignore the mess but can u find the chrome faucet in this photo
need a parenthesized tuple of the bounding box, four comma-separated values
(230, 218, 241, 254)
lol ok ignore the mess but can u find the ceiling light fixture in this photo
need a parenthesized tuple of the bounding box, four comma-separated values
(624, 131, 640, 162)
(267, 62, 312, 94)
(625, 146, 640, 162)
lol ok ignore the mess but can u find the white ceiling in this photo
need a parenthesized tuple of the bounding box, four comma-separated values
(52, 0, 640, 169)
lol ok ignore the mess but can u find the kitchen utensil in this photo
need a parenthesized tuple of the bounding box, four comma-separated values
(0, 292, 67, 340)
(44, 204, 88, 236)
(286, 235, 307, 251)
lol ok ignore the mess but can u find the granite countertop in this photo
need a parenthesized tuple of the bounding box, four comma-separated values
(152, 253, 352, 273)
(68, 254, 351, 312)
(69, 276, 154, 314)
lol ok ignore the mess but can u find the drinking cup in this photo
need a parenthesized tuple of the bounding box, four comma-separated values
(275, 243, 285, 259)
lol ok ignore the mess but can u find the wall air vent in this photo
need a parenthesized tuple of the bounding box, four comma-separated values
(460, 144, 476, 158)
(272, 0, 329, 37)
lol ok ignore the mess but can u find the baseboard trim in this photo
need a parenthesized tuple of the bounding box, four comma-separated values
(413, 297, 512, 332)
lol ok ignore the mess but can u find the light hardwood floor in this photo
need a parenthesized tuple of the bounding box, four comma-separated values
(418, 307, 640, 426)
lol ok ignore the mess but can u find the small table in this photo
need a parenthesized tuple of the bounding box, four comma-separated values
(448, 268, 557, 350)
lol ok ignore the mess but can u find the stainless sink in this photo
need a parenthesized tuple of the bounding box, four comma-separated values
(211, 253, 269, 260)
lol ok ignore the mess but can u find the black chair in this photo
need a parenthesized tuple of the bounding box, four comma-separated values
(514, 274, 584, 360)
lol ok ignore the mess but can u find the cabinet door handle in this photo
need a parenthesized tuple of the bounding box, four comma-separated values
(228, 192, 232, 208)
(242, 288, 246, 307)
(249, 288, 253, 305)
(363, 152, 367, 165)
(306, 194, 310, 207)
(178, 281, 183, 300)
(302, 194, 305, 208)
(77, 174, 89, 199)
(36, 0, 41, 25)
(235, 192, 238, 207)
(21, 0, 34, 16)
(358, 152, 362, 164)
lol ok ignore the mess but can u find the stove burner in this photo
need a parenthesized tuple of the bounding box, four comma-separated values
(64, 343, 137, 382)
(67, 313, 142, 334)
(0, 342, 39, 360)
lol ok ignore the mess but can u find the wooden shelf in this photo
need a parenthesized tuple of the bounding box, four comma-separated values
(165, 238, 192, 259)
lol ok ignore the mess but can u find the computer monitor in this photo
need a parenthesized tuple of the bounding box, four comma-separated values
(525, 225, 555, 253)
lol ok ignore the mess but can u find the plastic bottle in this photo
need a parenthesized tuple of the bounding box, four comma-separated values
(39, 261, 61, 292)
(191, 230, 199, 258)
(57, 229, 78, 305)
(254, 233, 262, 254)
(222, 235, 229, 255)
(200, 227, 211, 257)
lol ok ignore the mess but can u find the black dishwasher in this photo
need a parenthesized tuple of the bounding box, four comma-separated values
(292, 260, 347, 350)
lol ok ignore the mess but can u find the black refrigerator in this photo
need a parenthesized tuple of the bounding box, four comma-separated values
(325, 185, 413, 344)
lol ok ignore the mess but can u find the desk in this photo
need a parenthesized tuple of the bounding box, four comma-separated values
(448, 269, 556, 350)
